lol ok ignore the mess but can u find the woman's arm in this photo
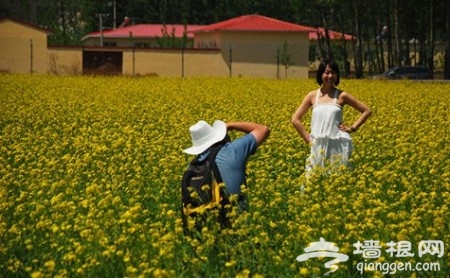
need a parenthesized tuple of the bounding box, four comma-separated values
(341, 92, 372, 132)
(291, 92, 314, 144)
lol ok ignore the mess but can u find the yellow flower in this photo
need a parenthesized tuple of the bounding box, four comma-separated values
(126, 266, 138, 274)
(44, 260, 56, 272)
(31, 272, 43, 278)
(225, 260, 237, 267)
(299, 267, 309, 276)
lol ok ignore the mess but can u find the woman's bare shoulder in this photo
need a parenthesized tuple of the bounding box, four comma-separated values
(304, 89, 318, 103)
(306, 89, 318, 97)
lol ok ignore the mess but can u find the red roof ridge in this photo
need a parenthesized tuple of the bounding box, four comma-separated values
(83, 23, 203, 39)
(193, 14, 317, 33)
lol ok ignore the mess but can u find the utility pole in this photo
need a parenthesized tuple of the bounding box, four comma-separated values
(109, 0, 117, 29)
(113, 0, 116, 29)
(96, 13, 108, 47)
(59, 1, 66, 44)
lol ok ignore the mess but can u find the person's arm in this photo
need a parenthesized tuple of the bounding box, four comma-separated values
(340, 92, 372, 133)
(291, 92, 314, 144)
(226, 122, 270, 146)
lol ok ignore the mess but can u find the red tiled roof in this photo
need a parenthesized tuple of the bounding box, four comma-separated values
(309, 28, 355, 41)
(83, 24, 203, 40)
(82, 15, 354, 41)
(193, 14, 317, 33)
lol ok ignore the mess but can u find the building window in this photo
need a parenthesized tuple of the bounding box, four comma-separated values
(134, 42, 149, 48)
(104, 42, 117, 47)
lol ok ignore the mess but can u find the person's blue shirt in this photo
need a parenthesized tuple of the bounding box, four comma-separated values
(215, 133, 257, 194)
(197, 133, 257, 194)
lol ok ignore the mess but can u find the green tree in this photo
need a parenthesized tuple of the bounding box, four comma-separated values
(279, 41, 294, 79)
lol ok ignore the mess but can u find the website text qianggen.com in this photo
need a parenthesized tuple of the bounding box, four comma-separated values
(357, 260, 440, 275)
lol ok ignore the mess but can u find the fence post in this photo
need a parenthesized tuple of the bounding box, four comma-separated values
(130, 31, 135, 76)
(229, 44, 232, 77)
(276, 46, 280, 79)
(30, 39, 33, 74)
(181, 46, 185, 78)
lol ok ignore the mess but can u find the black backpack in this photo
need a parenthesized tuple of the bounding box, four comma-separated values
(181, 138, 231, 230)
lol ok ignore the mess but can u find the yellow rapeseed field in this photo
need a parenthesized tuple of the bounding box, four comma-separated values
(0, 74, 449, 277)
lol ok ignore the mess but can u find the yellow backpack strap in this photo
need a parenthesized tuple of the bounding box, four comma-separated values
(184, 171, 222, 215)
(211, 171, 221, 205)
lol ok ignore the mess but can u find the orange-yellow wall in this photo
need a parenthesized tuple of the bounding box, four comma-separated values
(0, 20, 49, 73)
(196, 31, 311, 78)
(122, 49, 228, 77)
(47, 47, 83, 75)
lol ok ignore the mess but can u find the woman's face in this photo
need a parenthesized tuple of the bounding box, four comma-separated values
(322, 65, 337, 86)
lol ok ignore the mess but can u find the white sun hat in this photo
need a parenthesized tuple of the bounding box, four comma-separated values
(183, 120, 227, 155)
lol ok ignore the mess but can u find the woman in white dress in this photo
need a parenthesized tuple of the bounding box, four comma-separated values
(291, 59, 372, 174)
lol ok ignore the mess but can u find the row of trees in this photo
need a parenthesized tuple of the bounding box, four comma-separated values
(1, 0, 449, 78)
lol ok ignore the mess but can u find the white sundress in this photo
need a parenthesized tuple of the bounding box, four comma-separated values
(306, 89, 353, 173)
